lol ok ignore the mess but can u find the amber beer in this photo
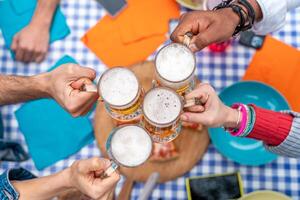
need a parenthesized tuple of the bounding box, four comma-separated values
(155, 43, 196, 96)
(142, 87, 183, 143)
(98, 67, 143, 124)
(106, 125, 153, 168)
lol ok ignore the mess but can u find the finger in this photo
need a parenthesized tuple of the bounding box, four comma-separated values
(11, 37, 18, 52)
(78, 157, 111, 174)
(185, 83, 212, 100)
(71, 78, 93, 90)
(74, 65, 96, 80)
(181, 112, 207, 124)
(170, 15, 193, 43)
(15, 48, 25, 61)
(67, 89, 98, 117)
(185, 92, 208, 104)
(23, 50, 34, 63)
(182, 121, 199, 129)
(191, 25, 220, 50)
(98, 189, 114, 200)
(35, 52, 46, 63)
(72, 93, 98, 116)
(95, 172, 120, 189)
(185, 105, 205, 113)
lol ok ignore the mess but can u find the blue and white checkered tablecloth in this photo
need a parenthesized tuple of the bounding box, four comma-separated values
(0, 1, 300, 199)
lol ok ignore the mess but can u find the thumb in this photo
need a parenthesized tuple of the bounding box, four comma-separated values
(181, 112, 208, 124)
(73, 65, 96, 80)
(190, 27, 218, 51)
(70, 77, 93, 90)
(11, 35, 19, 51)
(79, 157, 111, 174)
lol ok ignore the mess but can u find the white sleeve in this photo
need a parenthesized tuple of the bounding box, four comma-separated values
(252, 0, 300, 35)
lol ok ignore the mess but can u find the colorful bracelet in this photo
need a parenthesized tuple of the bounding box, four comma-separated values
(244, 105, 256, 137)
(230, 103, 248, 136)
(239, 104, 256, 137)
(239, 105, 251, 137)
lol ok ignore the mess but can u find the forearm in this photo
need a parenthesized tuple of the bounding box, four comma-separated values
(12, 168, 71, 200)
(30, 0, 60, 29)
(0, 73, 50, 105)
(223, 105, 292, 146)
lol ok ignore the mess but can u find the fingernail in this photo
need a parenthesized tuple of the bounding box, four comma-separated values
(191, 123, 199, 129)
(104, 159, 111, 167)
(189, 44, 197, 51)
(181, 115, 188, 121)
(199, 106, 205, 112)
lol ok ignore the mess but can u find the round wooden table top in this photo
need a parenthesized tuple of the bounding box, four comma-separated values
(94, 61, 210, 183)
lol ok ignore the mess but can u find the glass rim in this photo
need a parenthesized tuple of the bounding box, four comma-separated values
(107, 124, 153, 168)
(142, 86, 183, 126)
(98, 67, 141, 108)
(154, 43, 196, 84)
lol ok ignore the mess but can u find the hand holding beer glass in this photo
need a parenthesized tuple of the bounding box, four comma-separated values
(154, 33, 196, 97)
(101, 125, 153, 178)
(85, 32, 207, 178)
(84, 67, 144, 125)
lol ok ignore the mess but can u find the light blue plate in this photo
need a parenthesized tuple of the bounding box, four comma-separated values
(209, 81, 290, 166)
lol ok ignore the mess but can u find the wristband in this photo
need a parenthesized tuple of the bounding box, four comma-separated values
(214, 0, 255, 36)
(230, 103, 248, 136)
(240, 105, 252, 137)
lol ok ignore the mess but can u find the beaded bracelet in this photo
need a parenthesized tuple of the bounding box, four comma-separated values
(230, 103, 248, 136)
(244, 105, 256, 137)
(239, 105, 252, 137)
(239, 104, 256, 137)
(213, 0, 256, 36)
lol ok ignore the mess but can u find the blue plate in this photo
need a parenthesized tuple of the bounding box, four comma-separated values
(209, 81, 290, 166)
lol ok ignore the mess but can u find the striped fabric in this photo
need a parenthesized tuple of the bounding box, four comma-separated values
(265, 111, 300, 158)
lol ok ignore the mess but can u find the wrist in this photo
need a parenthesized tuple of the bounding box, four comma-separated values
(32, 73, 51, 98)
(221, 8, 240, 27)
(223, 107, 240, 128)
(30, 18, 52, 30)
(59, 168, 74, 189)
(246, 0, 262, 21)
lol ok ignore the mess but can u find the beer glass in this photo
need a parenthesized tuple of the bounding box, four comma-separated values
(154, 42, 196, 96)
(142, 87, 183, 143)
(98, 67, 144, 124)
(102, 125, 153, 177)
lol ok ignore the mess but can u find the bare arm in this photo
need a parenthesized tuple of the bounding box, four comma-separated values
(0, 63, 98, 117)
(31, 0, 60, 28)
(11, 0, 60, 63)
(0, 74, 49, 105)
(11, 158, 120, 200)
(12, 169, 70, 200)
(171, 0, 263, 52)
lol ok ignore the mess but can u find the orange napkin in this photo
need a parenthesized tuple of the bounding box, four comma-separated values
(243, 36, 300, 112)
(82, 0, 180, 67)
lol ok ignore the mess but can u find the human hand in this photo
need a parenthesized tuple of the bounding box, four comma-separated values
(171, 9, 239, 52)
(66, 157, 120, 200)
(181, 83, 239, 128)
(11, 22, 50, 63)
(46, 63, 99, 117)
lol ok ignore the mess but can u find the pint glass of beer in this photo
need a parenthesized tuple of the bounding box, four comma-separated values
(106, 125, 153, 168)
(98, 67, 143, 124)
(142, 87, 183, 143)
(155, 43, 196, 96)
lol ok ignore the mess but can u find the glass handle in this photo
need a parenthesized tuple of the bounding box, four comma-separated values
(82, 83, 98, 93)
(183, 32, 193, 47)
(99, 161, 119, 179)
(151, 80, 158, 88)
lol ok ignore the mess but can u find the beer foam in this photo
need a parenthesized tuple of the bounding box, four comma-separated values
(99, 68, 139, 106)
(111, 126, 152, 167)
(143, 88, 181, 124)
(156, 43, 195, 82)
